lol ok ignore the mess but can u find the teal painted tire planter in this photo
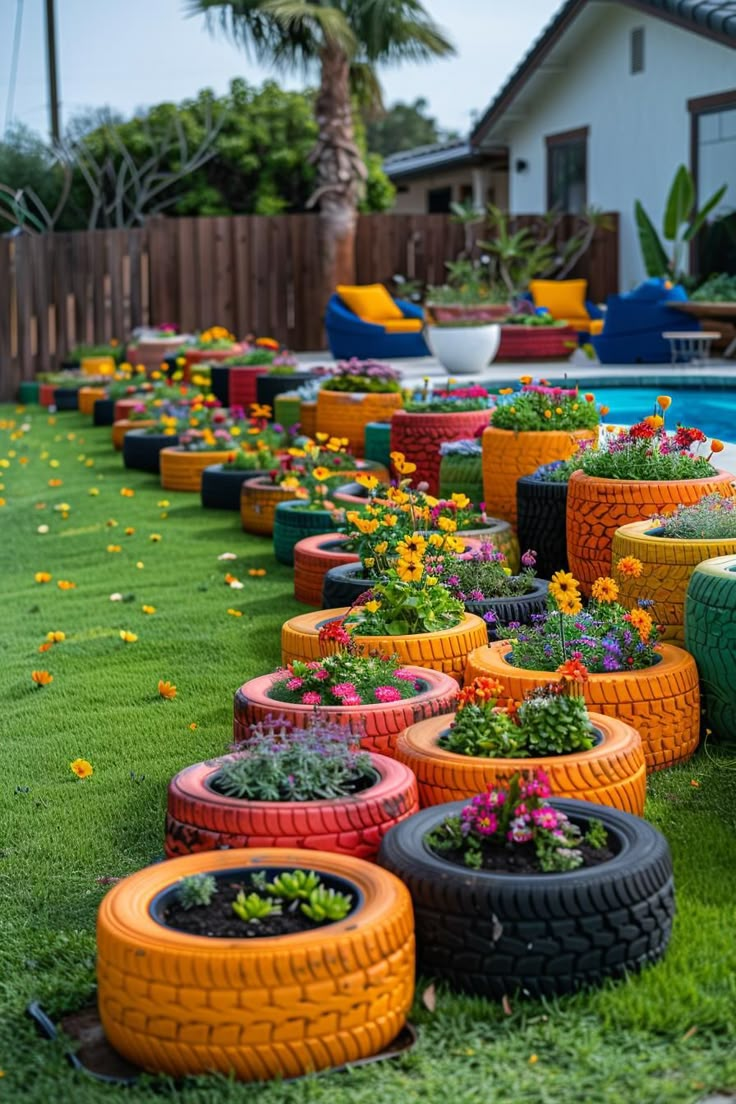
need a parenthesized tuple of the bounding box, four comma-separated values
(18, 381, 39, 404)
(364, 422, 392, 468)
(685, 554, 736, 744)
(272, 500, 341, 566)
(439, 451, 484, 505)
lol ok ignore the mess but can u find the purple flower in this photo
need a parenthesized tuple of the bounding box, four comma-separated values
(521, 549, 537, 568)
(483, 610, 497, 624)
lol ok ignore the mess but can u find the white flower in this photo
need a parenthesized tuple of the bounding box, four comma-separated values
(37, 524, 49, 534)
(229, 580, 244, 589)
(218, 552, 238, 561)
(109, 592, 123, 601)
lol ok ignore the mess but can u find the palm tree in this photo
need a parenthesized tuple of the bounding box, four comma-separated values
(189, 0, 454, 302)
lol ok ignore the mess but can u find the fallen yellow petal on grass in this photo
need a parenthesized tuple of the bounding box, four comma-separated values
(31, 670, 53, 686)
(158, 680, 177, 700)
(142, 605, 156, 615)
(227, 608, 243, 617)
(35, 572, 52, 583)
(70, 758, 93, 779)
(119, 630, 138, 643)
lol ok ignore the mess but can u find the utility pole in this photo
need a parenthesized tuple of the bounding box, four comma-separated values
(45, 0, 61, 143)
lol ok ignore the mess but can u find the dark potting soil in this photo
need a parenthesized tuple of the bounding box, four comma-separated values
(163, 881, 344, 939)
(435, 837, 615, 875)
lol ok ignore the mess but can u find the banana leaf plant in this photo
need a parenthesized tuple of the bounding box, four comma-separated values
(635, 165, 728, 281)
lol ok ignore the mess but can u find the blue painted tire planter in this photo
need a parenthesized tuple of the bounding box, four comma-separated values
(273, 501, 341, 566)
(685, 554, 736, 745)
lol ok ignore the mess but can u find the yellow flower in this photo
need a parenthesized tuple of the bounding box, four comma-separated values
(363, 557, 375, 569)
(119, 630, 138, 643)
(437, 516, 457, 532)
(142, 605, 156, 615)
(31, 670, 53, 686)
(354, 517, 380, 535)
(557, 592, 583, 616)
(311, 466, 335, 482)
(643, 415, 664, 429)
(356, 473, 379, 490)
(46, 631, 65, 642)
(616, 555, 643, 579)
(149, 533, 162, 542)
(125, 527, 135, 536)
(396, 558, 423, 582)
(382, 513, 398, 527)
(157, 500, 170, 508)
(120, 487, 135, 497)
(591, 577, 619, 603)
(543, 409, 552, 419)
(70, 758, 93, 779)
(35, 571, 52, 584)
(451, 493, 470, 509)
(57, 579, 76, 590)
(374, 541, 389, 555)
(107, 544, 121, 553)
(425, 575, 438, 586)
(158, 679, 177, 699)
(364, 600, 381, 613)
(227, 608, 243, 617)
(550, 570, 580, 595)
(396, 534, 427, 559)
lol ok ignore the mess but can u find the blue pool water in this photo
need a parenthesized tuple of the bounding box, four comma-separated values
(545, 381, 736, 441)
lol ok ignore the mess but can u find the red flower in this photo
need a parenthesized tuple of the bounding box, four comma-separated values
(629, 421, 655, 439)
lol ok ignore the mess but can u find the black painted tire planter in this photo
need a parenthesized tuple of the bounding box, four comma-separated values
(209, 365, 229, 406)
(463, 578, 550, 641)
(517, 473, 569, 580)
(200, 464, 252, 510)
(93, 398, 115, 426)
(123, 429, 180, 474)
(685, 555, 736, 744)
(378, 797, 675, 999)
(273, 501, 341, 566)
(322, 561, 378, 608)
(438, 452, 484, 506)
(53, 387, 80, 411)
(256, 373, 319, 414)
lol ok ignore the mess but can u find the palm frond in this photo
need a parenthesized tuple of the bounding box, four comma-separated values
(349, 60, 383, 112)
(353, 0, 455, 63)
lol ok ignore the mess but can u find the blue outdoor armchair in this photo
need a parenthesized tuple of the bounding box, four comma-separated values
(325, 294, 429, 360)
(591, 279, 697, 364)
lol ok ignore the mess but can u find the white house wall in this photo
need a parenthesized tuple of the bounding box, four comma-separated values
(507, 6, 736, 291)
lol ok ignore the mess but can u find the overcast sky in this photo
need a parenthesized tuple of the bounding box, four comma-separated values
(2, 0, 562, 140)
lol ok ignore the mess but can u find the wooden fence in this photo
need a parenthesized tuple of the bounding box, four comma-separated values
(0, 212, 618, 400)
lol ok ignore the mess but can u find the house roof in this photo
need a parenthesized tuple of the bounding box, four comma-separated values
(472, 0, 736, 145)
(382, 139, 504, 180)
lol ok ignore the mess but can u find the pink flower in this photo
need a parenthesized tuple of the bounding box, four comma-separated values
(393, 669, 417, 681)
(286, 677, 303, 691)
(301, 691, 322, 705)
(374, 685, 402, 702)
(311, 667, 330, 680)
(332, 682, 358, 698)
(340, 693, 363, 706)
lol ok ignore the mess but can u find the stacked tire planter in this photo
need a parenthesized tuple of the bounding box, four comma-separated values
(517, 471, 570, 580)
(123, 430, 179, 473)
(234, 666, 458, 757)
(159, 447, 233, 492)
(465, 640, 700, 772)
(482, 426, 596, 527)
(292, 533, 359, 606)
(183, 345, 241, 382)
(97, 849, 415, 1081)
(438, 450, 484, 506)
(272, 501, 341, 566)
(566, 469, 736, 596)
(390, 409, 491, 496)
(165, 752, 419, 859)
(210, 364, 269, 409)
(281, 608, 488, 683)
(377, 799, 674, 999)
(685, 554, 736, 743)
(612, 521, 736, 644)
(316, 390, 404, 457)
(394, 713, 646, 813)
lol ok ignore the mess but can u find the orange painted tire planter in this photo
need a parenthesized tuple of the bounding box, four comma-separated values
(481, 426, 596, 526)
(234, 665, 458, 757)
(566, 469, 736, 595)
(97, 848, 415, 1082)
(300, 400, 317, 438)
(293, 533, 359, 605)
(281, 609, 487, 683)
(612, 521, 736, 644)
(113, 419, 154, 450)
(390, 409, 492, 496)
(164, 752, 418, 860)
(316, 390, 404, 457)
(465, 640, 699, 772)
(78, 386, 108, 416)
(241, 475, 305, 536)
(394, 712, 646, 814)
(159, 447, 233, 492)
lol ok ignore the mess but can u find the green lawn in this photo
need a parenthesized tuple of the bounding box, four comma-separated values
(0, 404, 734, 1104)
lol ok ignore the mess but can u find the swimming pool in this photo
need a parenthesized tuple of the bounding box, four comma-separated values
(543, 379, 736, 441)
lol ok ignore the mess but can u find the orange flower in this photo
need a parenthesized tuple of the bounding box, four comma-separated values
(584, 393, 595, 402)
(616, 555, 643, 579)
(48, 478, 63, 487)
(710, 439, 724, 454)
(543, 409, 552, 419)
(142, 605, 156, 615)
(35, 571, 52, 584)
(626, 607, 653, 642)
(38, 642, 53, 653)
(119, 630, 138, 643)
(656, 395, 672, 410)
(158, 679, 177, 699)
(498, 388, 514, 396)
(556, 658, 589, 683)
(519, 375, 532, 385)
(31, 670, 53, 686)
(591, 576, 619, 603)
(599, 405, 610, 416)
(643, 415, 664, 429)
(120, 488, 135, 497)
(57, 579, 76, 590)
(248, 568, 267, 577)
(189, 722, 198, 730)
(70, 758, 93, 779)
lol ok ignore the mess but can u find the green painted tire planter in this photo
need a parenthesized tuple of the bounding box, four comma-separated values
(685, 555, 736, 744)
(273, 500, 341, 566)
(274, 393, 302, 429)
(17, 381, 39, 404)
(438, 451, 484, 506)
(364, 421, 392, 468)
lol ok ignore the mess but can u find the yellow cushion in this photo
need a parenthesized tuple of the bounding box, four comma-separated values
(380, 318, 423, 333)
(529, 279, 588, 322)
(337, 283, 403, 322)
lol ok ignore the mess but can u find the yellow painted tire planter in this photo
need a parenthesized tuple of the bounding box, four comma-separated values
(465, 640, 699, 773)
(481, 426, 596, 527)
(612, 521, 736, 644)
(394, 712, 646, 814)
(112, 419, 154, 450)
(281, 609, 487, 683)
(316, 390, 404, 457)
(78, 386, 108, 416)
(159, 447, 233, 492)
(97, 848, 415, 1081)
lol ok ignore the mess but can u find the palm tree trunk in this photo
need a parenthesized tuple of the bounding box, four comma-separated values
(309, 46, 367, 309)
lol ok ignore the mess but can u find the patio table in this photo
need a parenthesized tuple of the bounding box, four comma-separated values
(670, 301, 736, 357)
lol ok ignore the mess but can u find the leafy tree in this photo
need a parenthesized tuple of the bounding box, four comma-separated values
(190, 0, 454, 302)
(365, 96, 458, 157)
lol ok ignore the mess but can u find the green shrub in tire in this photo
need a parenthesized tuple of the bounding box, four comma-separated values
(378, 797, 674, 999)
(273, 501, 341, 566)
(685, 554, 736, 744)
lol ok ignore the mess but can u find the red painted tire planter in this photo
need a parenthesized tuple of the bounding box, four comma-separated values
(114, 397, 147, 421)
(390, 409, 491, 496)
(165, 751, 419, 860)
(293, 533, 359, 606)
(234, 665, 458, 756)
(38, 383, 57, 407)
(496, 323, 577, 359)
(566, 468, 736, 595)
(465, 640, 700, 772)
(394, 712, 646, 814)
(272, 501, 341, 566)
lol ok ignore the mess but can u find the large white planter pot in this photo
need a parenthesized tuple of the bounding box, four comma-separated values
(425, 324, 501, 374)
